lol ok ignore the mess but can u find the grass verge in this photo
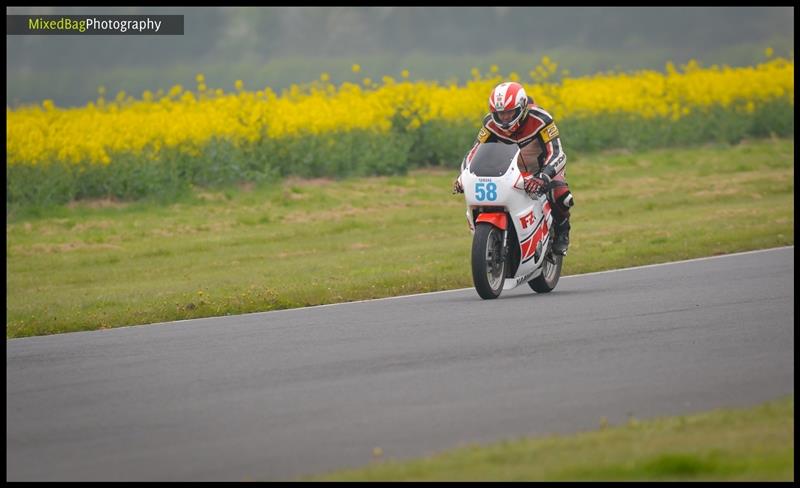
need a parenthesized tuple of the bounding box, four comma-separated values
(6, 137, 794, 338)
(7, 100, 793, 208)
(305, 396, 793, 481)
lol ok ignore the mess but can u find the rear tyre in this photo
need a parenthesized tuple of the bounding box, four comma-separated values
(528, 245, 563, 293)
(471, 223, 506, 299)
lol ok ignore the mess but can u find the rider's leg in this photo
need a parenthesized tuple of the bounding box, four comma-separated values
(548, 175, 574, 255)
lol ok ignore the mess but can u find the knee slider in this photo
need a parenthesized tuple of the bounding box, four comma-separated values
(552, 186, 574, 211)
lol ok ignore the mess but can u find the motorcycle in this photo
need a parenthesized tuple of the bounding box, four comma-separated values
(457, 141, 563, 299)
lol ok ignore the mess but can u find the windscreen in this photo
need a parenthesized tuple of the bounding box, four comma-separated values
(468, 142, 518, 177)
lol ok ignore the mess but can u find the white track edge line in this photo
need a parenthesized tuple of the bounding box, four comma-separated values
(10, 245, 793, 340)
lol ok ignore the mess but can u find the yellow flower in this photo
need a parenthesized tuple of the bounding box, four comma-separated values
(5, 58, 793, 168)
(168, 84, 183, 98)
(351, 64, 361, 73)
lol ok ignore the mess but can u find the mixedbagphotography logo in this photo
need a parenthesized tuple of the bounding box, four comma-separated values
(7, 14, 184, 35)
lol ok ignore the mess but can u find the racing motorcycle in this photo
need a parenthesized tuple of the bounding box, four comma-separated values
(456, 142, 563, 299)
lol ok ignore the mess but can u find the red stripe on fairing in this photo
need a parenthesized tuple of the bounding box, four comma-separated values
(514, 174, 529, 191)
(476, 212, 507, 230)
(520, 218, 550, 260)
(543, 201, 552, 218)
(467, 143, 479, 163)
(520, 234, 535, 260)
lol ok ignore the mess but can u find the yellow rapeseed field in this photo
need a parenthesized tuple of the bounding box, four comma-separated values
(6, 58, 794, 167)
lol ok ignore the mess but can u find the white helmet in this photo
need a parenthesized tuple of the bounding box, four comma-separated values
(488, 81, 530, 133)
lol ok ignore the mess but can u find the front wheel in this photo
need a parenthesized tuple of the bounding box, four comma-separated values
(528, 246, 563, 293)
(471, 223, 506, 299)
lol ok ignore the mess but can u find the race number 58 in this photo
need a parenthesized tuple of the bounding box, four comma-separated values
(475, 182, 497, 201)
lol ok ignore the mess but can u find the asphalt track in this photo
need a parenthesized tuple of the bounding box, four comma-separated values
(6, 246, 794, 481)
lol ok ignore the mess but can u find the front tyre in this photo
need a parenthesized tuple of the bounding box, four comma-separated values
(471, 223, 506, 299)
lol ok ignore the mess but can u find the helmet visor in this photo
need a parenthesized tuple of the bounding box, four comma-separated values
(491, 106, 523, 128)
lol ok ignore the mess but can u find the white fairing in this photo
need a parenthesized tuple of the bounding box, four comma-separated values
(461, 149, 554, 290)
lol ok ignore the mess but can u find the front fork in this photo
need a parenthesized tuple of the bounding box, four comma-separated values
(489, 227, 508, 270)
(502, 228, 509, 262)
(472, 210, 511, 271)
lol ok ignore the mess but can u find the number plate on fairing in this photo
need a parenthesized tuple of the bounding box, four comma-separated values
(474, 181, 498, 201)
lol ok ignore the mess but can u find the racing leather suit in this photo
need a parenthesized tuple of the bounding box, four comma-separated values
(462, 103, 574, 249)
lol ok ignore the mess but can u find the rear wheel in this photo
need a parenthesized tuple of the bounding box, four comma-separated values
(528, 243, 563, 293)
(471, 223, 506, 299)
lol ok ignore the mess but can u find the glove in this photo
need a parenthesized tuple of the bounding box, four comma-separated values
(524, 173, 551, 195)
(452, 177, 464, 194)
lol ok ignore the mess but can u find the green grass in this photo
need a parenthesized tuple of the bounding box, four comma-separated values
(304, 396, 793, 481)
(6, 137, 794, 338)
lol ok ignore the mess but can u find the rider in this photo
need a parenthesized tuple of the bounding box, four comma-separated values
(453, 81, 574, 255)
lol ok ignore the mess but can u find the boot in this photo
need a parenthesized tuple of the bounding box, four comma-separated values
(552, 219, 570, 255)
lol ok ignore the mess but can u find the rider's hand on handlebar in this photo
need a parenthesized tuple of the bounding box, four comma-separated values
(524, 173, 551, 195)
(452, 177, 464, 194)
